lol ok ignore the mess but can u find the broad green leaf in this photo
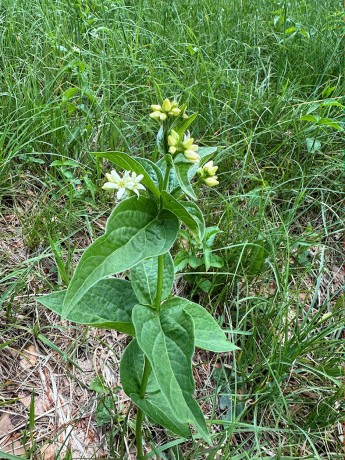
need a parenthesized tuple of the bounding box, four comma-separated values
(120, 339, 190, 438)
(93, 151, 161, 197)
(197, 146, 219, 164)
(136, 157, 163, 190)
(63, 197, 179, 316)
(132, 304, 210, 443)
(161, 191, 205, 243)
(131, 252, 174, 306)
(36, 279, 137, 335)
(173, 154, 197, 200)
(162, 297, 239, 353)
(131, 392, 190, 438)
(174, 147, 217, 200)
(120, 339, 145, 395)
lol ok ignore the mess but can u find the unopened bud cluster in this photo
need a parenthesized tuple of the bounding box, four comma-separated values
(197, 161, 219, 186)
(149, 98, 181, 121)
(168, 130, 200, 163)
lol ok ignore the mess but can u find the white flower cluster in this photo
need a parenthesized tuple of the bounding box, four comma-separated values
(102, 170, 146, 200)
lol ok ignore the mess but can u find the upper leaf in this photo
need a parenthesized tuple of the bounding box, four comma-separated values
(63, 197, 179, 316)
(94, 151, 161, 197)
(174, 147, 217, 200)
(131, 252, 174, 306)
(161, 191, 205, 243)
(157, 155, 180, 192)
(135, 157, 163, 191)
(132, 304, 211, 443)
(36, 279, 137, 335)
(120, 339, 190, 438)
(162, 297, 239, 353)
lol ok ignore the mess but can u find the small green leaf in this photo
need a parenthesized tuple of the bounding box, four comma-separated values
(36, 279, 137, 335)
(161, 191, 205, 243)
(174, 251, 189, 272)
(132, 304, 210, 443)
(208, 253, 224, 268)
(204, 226, 222, 247)
(317, 118, 343, 130)
(131, 252, 174, 306)
(306, 138, 321, 153)
(162, 297, 239, 353)
(120, 339, 190, 438)
(62, 87, 80, 103)
(94, 151, 161, 197)
(175, 113, 198, 138)
(301, 114, 319, 123)
(63, 197, 179, 315)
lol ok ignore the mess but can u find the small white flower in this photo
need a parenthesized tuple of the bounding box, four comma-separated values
(102, 169, 146, 200)
(126, 172, 146, 197)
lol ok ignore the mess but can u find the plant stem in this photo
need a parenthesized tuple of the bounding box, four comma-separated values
(135, 356, 151, 459)
(163, 155, 173, 191)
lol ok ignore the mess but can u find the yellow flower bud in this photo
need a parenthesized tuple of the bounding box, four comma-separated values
(151, 104, 162, 111)
(168, 146, 177, 154)
(160, 112, 167, 121)
(203, 161, 218, 176)
(182, 137, 194, 150)
(149, 111, 162, 120)
(169, 107, 181, 116)
(162, 98, 172, 112)
(204, 176, 219, 187)
(168, 130, 180, 146)
(184, 150, 200, 163)
(171, 100, 179, 108)
(189, 144, 198, 151)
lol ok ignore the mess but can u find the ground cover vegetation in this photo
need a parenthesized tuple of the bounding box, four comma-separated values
(0, 0, 343, 458)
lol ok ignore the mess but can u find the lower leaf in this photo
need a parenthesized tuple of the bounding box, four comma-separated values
(132, 304, 211, 443)
(35, 279, 137, 335)
(120, 339, 190, 438)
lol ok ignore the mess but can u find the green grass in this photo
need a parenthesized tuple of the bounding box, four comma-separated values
(0, 0, 343, 458)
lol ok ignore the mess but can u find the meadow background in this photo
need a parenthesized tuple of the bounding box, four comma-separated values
(0, 0, 344, 458)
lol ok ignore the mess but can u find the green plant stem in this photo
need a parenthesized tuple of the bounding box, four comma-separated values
(135, 356, 151, 459)
(163, 155, 173, 191)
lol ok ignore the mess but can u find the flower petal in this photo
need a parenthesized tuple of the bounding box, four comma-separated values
(117, 188, 127, 200)
(110, 170, 121, 182)
(102, 182, 118, 190)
